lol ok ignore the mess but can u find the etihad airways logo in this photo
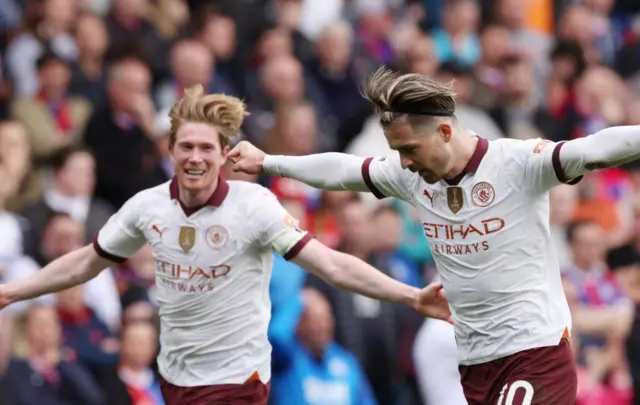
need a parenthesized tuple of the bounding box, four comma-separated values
(155, 260, 232, 293)
(422, 218, 505, 240)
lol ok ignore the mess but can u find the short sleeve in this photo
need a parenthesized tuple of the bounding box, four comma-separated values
(516, 138, 583, 193)
(361, 153, 418, 202)
(93, 194, 147, 263)
(253, 189, 312, 261)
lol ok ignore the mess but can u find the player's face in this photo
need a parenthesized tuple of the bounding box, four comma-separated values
(172, 122, 229, 192)
(385, 122, 454, 184)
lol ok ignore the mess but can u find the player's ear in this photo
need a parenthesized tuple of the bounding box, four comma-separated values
(438, 123, 452, 142)
(221, 145, 231, 159)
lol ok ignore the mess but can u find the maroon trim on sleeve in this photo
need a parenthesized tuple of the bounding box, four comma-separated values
(283, 233, 313, 261)
(552, 142, 583, 185)
(361, 157, 386, 199)
(92, 234, 128, 264)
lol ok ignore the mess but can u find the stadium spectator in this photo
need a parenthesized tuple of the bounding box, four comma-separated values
(37, 213, 122, 331)
(430, 0, 481, 67)
(84, 56, 167, 209)
(0, 121, 43, 213)
(269, 287, 376, 405)
(0, 305, 105, 405)
(305, 198, 403, 404)
(21, 145, 113, 253)
(4, 0, 78, 97)
(117, 321, 163, 405)
(10, 51, 91, 163)
(56, 285, 119, 383)
(69, 13, 110, 110)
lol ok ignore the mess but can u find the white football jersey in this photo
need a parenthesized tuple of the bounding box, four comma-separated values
(94, 177, 310, 386)
(362, 136, 576, 365)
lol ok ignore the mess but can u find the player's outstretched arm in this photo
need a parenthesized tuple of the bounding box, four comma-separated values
(228, 141, 370, 192)
(291, 239, 452, 322)
(558, 126, 640, 179)
(0, 245, 113, 309)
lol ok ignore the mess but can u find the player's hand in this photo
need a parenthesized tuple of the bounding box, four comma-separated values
(228, 141, 267, 175)
(413, 282, 453, 323)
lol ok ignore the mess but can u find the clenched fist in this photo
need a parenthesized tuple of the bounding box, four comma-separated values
(227, 141, 267, 175)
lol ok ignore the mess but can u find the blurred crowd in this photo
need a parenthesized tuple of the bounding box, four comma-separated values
(1, 0, 640, 404)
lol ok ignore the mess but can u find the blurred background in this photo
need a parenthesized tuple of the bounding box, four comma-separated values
(1, 0, 640, 404)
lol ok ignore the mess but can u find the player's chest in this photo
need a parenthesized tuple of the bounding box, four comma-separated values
(416, 178, 512, 242)
(141, 211, 252, 266)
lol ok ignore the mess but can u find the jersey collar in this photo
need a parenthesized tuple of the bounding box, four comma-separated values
(445, 136, 488, 186)
(169, 175, 230, 213)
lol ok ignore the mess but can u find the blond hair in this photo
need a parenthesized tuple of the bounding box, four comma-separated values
(362, 66, 456, 127)
(168, 85, 248, 148)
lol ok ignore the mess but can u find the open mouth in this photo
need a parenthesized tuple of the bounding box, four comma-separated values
(184, 169, 205, 177)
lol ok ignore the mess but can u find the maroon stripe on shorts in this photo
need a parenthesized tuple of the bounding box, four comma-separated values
(159, 375, 270, 405)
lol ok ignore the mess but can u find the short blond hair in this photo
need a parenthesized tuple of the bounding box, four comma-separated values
(363, 66, 456, 127)
(168, 85, 248, 148)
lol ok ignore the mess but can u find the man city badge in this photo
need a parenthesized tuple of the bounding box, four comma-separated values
(179, 226, 196, 253)
(447, 186, 464, 214)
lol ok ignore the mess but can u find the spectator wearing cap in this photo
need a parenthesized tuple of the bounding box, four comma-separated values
(10, 51, 92, 162)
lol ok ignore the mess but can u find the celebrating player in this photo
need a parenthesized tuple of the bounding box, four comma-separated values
(229, 66, 640, 405)
(0, 85, 451, 405)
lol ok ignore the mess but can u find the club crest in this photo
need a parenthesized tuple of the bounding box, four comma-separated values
(206, 225, 228, 249)
(471, 182, 495, 207)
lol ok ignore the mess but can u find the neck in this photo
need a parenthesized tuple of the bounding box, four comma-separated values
(179, 178, 218, 208)
(575, 260, 596, 271)
(52, 183, 73, 197)
(445, 131, 477, 180)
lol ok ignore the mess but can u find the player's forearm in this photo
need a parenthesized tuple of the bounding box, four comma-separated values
(263, 153, 370, 192)
(572, 307, 633, 338)
(2, 245, 103, 303)
(561, 125, 640, 178)
(325, 251, 420, 307)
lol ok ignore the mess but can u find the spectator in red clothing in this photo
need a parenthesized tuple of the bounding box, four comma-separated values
(118, 321, 164, 405)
